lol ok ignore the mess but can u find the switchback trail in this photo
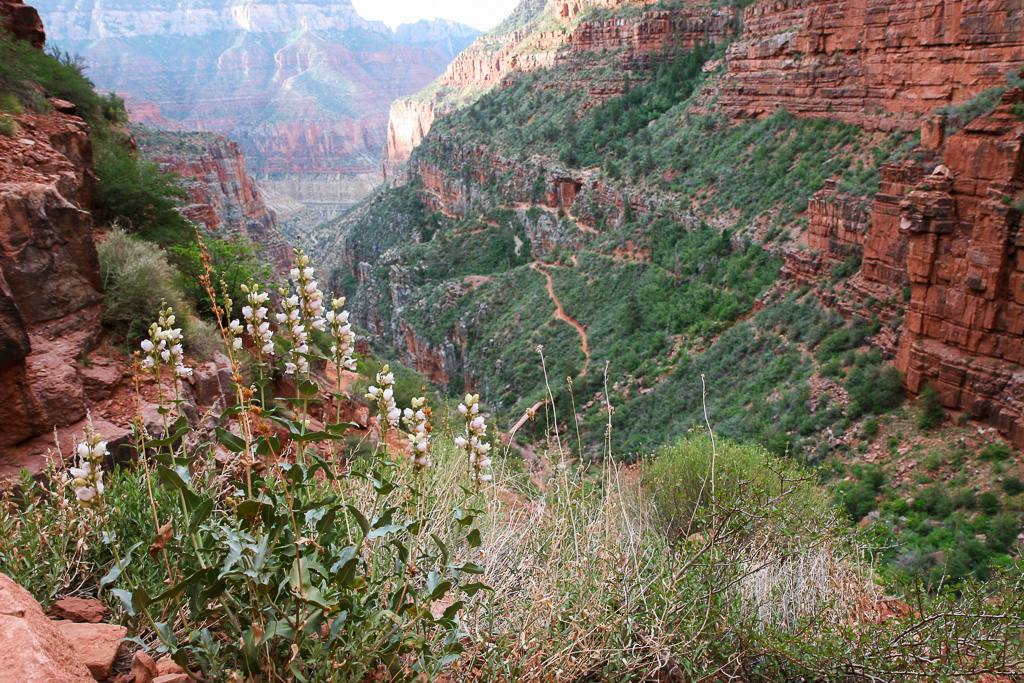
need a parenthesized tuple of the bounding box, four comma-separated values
(530, 262, 591, 375)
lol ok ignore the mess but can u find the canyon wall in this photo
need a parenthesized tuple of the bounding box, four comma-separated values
(135, 129, 292, 271)
(783, 97, 1024, 447)
(0, 0, 44, 46)
(384, 0, 735, 176)
(0, 98, 104, 458)
(715, 0, 1024, 130)
(34, 0, 479, 229)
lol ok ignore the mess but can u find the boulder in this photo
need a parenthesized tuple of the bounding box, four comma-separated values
(0, 572, 94, 683)
(53, 620, 127, 680)
(49, 596, 108, 624)
(131, 650, 159, 683)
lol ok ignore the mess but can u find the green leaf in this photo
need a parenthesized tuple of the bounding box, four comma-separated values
(99, 542, 142, 590)
(467, 528, 482, 548)
(460, 582, 491, 597)
(110, 588, 135, 616)
(347, 505, 370, 537)
(257, 620, 296, 646)
(431, 534, 450, 566)
(454, 561, 484, 575)
(147, 426, 191, 448)
(187, 499, 215, 535)
(429, 580, 452, 601)
(442, 600, 464, 620)
(367, 524, 403, 540)
(298, 378, 319, 397)
(215, 427, 246, 452)
(235, 499, 270, 519)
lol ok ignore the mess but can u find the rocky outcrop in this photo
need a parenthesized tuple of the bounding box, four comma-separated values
(894, 91, 1024, 446)
(135, 128, 292, 271)
(784, 91, 1024, 447)
(36, 0, 479, 224)
(384, 100, 437, 180)
(0, 104, 104, 453)
(715, 0, 1024, 131)
(0, 573, 95, 683)
(0, 0, 45, 47)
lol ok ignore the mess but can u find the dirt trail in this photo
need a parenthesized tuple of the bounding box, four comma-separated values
(530, 262, 591, 375)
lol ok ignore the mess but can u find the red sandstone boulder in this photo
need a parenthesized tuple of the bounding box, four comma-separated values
(0, 573, 94, 683)
(0, 0, 45, 48)
(49, 596, 108, 624)
(131, 650, 160, 683)
(54, 620, 127, 680)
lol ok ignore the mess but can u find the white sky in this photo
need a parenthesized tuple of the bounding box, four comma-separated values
(350, 0, 520, 31)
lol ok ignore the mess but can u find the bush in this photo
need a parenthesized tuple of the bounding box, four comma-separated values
(917, 384, 945, 430)
(846, 352, 904, 418)
(987, 513, 1020, 553)
(1002, 477, 1024, 496)
(981, 442, 1013, 462)
(643, 431, 828, 539)
(97, 230, 189, 346)
(0, 115, 15, 136)
(978, 491, 1002, 516)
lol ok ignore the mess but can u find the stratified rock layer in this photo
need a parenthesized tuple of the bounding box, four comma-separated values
(716, 0, 1024, 130)
(784, 95, 1024, 448)
(384, 0, 735, 176)
(135, 128, 292, 271)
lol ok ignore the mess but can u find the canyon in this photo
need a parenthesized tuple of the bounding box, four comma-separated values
(33, 0, 479, 231)
(341, 0, 1024, 452)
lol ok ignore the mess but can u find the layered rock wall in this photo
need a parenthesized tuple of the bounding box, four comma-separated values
(0, 0, 44, 46)
(716, 0, 1024, 130)
(385, 0, 735, 175)
(894, 93, 1024, 446)
(136, 130, 292, 271)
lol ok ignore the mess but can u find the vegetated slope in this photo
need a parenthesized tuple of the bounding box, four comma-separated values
(33, 0, 480, 232)
(321, 0, 1024, 580)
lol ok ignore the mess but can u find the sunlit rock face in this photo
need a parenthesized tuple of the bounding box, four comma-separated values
(34, 0, 479, 227)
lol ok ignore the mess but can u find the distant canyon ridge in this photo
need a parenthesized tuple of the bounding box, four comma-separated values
(32, 0, 479, 233)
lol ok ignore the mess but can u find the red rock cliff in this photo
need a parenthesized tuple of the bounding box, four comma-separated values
(894, 92, 1024, 446)
(385, 0, 734, 176)
(0, 102, 105, 454)
(136, 129, 293, 271)
(0, 0, 44, 47)
(716, 0, 1024, 130)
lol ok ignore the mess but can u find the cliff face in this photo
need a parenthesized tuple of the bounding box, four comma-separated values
(0, 102, 104, 453)
(384, 0, 735, 176)
(896, 94, 1024, 446)
(0, 0, 45, 46)
(715, 0, 1024, 130)
(135, 129, 292, 271)
(34, 0, 479, 227)
(783, 96, 1024, 447)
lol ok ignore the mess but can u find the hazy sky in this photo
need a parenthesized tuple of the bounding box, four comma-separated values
(350, 0, 520, 31)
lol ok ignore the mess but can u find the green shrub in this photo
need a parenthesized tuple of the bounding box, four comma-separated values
(643, 432, 828, 539)
(916, 384, 945, 430)
(0, 90, 23, 114)
(981, 442, 1013, 462)
(846, 352, 904, 418)
(97, 230, 189, 346)
(987, 513, 1020, 553)
(978, 491, 1002, 516)
(92, 135, 193, 245)
(0, 115, 15, 136)
(1002, 477, 1024, 496)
